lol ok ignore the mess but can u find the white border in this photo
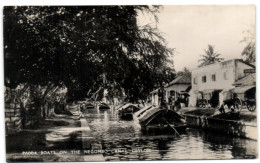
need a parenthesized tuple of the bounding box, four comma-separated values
(0, 1, 259, 163)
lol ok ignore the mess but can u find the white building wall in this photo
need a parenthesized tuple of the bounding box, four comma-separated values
(192, 60, 235, 91)
(190, 60, 254, 106)
(165, 84, 190, 102)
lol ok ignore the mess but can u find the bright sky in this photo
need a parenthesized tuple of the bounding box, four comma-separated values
(140, 5, 255, 71)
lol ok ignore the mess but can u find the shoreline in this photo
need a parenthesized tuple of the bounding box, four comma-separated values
(179, 107, 257, 140)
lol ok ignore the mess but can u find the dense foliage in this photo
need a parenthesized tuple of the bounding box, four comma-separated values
(240, 29, 255, 64)
(4, 6, 175, 102)
(241, 42, 255, 63)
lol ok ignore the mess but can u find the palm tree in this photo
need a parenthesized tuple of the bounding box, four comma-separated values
(198, 45, 224, 67)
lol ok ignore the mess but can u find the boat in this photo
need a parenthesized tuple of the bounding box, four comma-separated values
(133, 105, 154, 122)
(134, 106, 186, 135)
(117, 103, 140, 119)
(84, 103, 95, 109)
(98, 102, 110, 110)
(79, 102, 95, 113)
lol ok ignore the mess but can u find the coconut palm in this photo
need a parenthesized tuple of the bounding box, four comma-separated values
(198, 45, 224, 67)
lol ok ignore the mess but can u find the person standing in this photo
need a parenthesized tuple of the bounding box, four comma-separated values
(158, 82, 166, 109)
(168, 94, 175, 111)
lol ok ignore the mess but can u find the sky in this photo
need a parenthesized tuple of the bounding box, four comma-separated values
(139, 5, 255, 71)
(0, 2, 259, 163)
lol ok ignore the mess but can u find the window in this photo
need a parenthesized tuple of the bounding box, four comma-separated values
(202, 76, 207, 83)
(224, 71, 229, 80)
(212, 74, 216, 81)
(193, 77, 198, 84)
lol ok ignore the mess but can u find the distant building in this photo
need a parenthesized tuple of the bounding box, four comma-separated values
(190, 59, 255, 106)
(164, 74, 191, 103)
(231, 73, 256, 105)
(150, 74, 191, 106)
(233, 73, 256, 86)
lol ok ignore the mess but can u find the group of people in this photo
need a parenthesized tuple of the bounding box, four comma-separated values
(157, 82, 188, 111)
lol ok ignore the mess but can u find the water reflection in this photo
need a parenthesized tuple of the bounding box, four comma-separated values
(83, 105, 257, 160)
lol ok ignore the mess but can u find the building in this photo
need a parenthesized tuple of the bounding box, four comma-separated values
(233, 72, 256, 86)
(150, 74, 191, 106)
(232, 72, 256, 105)
(164, 74, 191, 103)
(190, 59, 255, 106)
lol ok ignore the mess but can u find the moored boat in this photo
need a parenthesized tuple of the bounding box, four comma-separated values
(85, 103, 95, 109)
(98, 102, 110, 110)
(133, 105, 153, 122)
(79, 102, 95, 113)
(117, 103, 140, 119)
(135, 106, 186, 135)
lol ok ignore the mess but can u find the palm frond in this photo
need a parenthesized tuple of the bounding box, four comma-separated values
(198, 44, 223, 67)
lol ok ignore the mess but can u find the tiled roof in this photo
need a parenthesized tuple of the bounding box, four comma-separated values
(234, 73, 256, 86)
(166, 74, 191, 87)
(150, 74, 191, 94)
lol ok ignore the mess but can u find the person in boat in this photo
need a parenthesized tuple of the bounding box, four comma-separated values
(158, 82, 167, 109)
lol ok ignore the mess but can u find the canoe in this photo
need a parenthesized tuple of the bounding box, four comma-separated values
(133, 105, 154, 122)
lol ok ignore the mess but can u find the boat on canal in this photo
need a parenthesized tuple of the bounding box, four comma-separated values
(98, 102, 110, 110)
(84, 102, 95, 109)
(78, 102, 95, 112)
(117, 103, 140, 119)
(134, 106, 187, 135)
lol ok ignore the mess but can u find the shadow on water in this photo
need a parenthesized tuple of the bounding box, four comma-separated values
(85, 106, 257, 160)
(6, 105, 257, 160)
(198, 128, 257, 158)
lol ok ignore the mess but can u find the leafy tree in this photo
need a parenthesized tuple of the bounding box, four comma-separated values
(4, 6, 175, 103)
(176, 67, 191, 77)
(240, 29, 255, 63)
(198, 45, 223, 67)
(241, 42, 255, 63)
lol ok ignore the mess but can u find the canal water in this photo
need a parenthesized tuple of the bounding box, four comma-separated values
(83, 106, 257, 161)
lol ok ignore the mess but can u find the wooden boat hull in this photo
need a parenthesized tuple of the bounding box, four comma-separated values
(81, 103, 95, 112)
(99, 106, 110, 110)
(85, 105, 94, 109)
(117, 103, 140, 120)
(141, 123, 187, 134)
(98, 102, 110, 110)
(118, 113, 134, 119)
(136, 106, 187, 135)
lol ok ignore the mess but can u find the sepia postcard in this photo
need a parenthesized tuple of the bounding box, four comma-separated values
(3, 5, 257, 162)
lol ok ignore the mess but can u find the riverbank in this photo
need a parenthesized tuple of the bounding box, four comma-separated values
(5, 113, 105, 162)
(178, 107, 257, 140)
(5, 105, 258, 161)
